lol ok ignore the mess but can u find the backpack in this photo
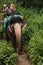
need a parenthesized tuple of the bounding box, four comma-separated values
(6, 8, 12, 16)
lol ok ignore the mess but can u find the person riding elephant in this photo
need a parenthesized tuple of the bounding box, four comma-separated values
(2, 4, 26, 31)
(10, 4, 16, 12)
(1, 4, 8, 22)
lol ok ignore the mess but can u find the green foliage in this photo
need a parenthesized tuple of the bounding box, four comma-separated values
(0, 1, 43, 65)
(0, 40, 17, 65)
(26, 30, 43, 65)
(17, 0, 43, 8)
(17, 6, 43, 65)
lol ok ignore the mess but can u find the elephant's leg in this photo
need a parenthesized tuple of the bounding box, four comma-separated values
(6, 26, 12, 43)
(5, 28, 9, 42)
(14, 23, 22, 54)
(12, 33, 17, 51)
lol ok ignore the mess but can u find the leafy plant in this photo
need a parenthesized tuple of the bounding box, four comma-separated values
(0, 40, 17, 65)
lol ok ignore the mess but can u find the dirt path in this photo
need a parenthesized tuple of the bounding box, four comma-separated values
(17, 53, 32, 65)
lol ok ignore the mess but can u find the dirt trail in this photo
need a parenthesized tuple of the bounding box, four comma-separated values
(17, 53, 32, 65)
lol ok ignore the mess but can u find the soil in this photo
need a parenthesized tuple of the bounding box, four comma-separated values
(17, 53, 32, 65)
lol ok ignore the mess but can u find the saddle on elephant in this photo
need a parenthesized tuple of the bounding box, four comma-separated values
(2, 12, 26, 30)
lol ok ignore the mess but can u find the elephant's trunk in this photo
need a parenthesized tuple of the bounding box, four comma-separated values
(13, 23, 22, 54)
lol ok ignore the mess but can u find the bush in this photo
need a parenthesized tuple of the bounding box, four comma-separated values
(17, 0, 43, 8)
(0, 40, 17, 65)
(23, 11, 43, 65)
(17, 7, 43, 65)
(26, 30, 43, 65)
